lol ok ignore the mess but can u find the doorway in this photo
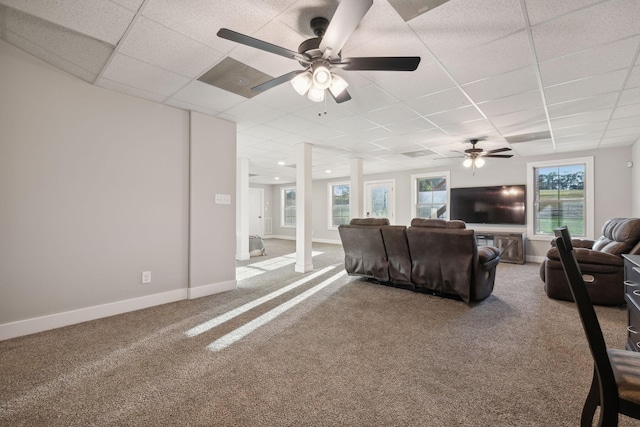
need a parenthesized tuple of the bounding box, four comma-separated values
(249, 188, 264, 236)
(364, 180, 395, 223)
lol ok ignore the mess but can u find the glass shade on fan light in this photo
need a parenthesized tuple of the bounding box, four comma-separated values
(474, 157, 485, 168)
(328, 74, 348, 97)
(463, 158, 473, 168)
(312, 65, 332, 90)
(291, 71, 312, 95)
(307, 85, 325, 102)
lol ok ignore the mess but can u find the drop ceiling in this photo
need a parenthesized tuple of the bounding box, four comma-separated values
(1, 0, 639, 184)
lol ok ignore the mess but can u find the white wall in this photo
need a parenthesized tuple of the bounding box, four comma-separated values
(633, 141, 640, 217)
(268, 145, 633, 259)
(0, 41, 236, 339)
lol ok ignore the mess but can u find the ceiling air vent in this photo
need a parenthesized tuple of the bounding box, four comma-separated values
(387, 0, 451, 22)
(505, 130, 552, 144)
(401, 149, 435, 158)
(198, 57, 273, 99)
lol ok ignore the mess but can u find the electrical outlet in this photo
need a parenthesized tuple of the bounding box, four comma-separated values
(141, 271, 151, 284)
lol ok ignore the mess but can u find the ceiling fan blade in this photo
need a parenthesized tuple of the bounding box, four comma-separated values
(336, 56, 421, 71)
(319, 0, 373, 59)
(252, 70, 304, 92)
(217, 28, 310, 63)
(485, 147, 512, 154)
(484, 154, 514, 158)
(329, 88, 352, 103)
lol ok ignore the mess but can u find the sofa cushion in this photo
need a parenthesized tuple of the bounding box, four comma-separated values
(409, 218, 466, 229)
(592, 218, 640, 254)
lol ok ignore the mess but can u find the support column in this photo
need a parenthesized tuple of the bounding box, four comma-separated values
(295, 143, 313, 273)
(236, 157, 250, 260)
(350, 157, 364, 219)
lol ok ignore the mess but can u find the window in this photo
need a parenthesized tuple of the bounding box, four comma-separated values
(412, 172, 450, 219)
(281, 187, 296, 227)
(527, 157, 594, 240)
(328, 183, 350, 229)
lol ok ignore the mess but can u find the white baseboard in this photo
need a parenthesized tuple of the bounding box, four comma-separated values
(0, 288, 188, 342)
(262, 235, 342, 245)
(527, 255, 545, 264)
(188, 279, 236, 299)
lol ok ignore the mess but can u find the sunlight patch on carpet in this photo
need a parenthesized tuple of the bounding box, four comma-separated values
(235, 251, 323, 280)
(207, 270, 347, 351)
(185, 265, 337, 337)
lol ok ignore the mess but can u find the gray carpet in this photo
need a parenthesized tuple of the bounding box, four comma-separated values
(1, 239, 638, 426)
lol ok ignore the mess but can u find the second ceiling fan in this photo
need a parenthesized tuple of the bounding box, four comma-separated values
(217, 0, 421, 103)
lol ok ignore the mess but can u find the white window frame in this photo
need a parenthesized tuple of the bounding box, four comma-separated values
(411, 171, 450, 220)
(281, 186, 296, 228)
(526, 156, 594, 241)
(328, 181, 350, 230)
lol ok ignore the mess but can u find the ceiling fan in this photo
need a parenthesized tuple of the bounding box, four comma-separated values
(450, 138, 513, 174)
(216, 0, 421, 104)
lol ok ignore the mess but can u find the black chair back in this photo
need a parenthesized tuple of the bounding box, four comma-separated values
(554, 226, 619, 425)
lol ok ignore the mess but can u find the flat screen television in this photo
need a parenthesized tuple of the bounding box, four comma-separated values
(450, 185, 526, 225)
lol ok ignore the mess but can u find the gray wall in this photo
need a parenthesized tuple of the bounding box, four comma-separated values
(0, 41, 236, 335)
(268, 145, 634, 260)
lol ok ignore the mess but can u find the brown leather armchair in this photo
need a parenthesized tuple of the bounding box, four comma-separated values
(540, 217, 640, 305)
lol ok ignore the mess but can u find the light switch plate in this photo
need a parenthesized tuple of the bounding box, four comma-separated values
(215, 194, 231, 205)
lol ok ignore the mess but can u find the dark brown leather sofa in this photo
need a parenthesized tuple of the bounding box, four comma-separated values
(539, 217, 640, 305)
(338, 218, 501, 303)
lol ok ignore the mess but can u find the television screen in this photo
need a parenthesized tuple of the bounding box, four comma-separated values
(450, 185, 526, 225)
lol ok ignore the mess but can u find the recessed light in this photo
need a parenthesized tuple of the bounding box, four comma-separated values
(325, 170, 331, 173)
(274, 177, 280, 180)
(277, 161, 285, 165)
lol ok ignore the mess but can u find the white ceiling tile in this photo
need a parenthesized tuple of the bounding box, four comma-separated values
(441, 30, 534, 84)
(477, 90, 543, 117)
(169, 80, 245, 113)
(223, 99, 288, 124)
(544, 68, 627, 104)
(143, 0, 272, 52)
(524, 0, 603, 25)
(357, 126, 395, 142)
(265, 114, 318, 133)
(376, 61, 455, 100)
(612, 103, 640, 119)
(425, 105, 485, 128)
(241, 124, 289, 140)
(253, 83, 318, 113)
(547, 92, 618, 118)
(110, 0, 145, 12)
(340, 84, 400, 114)
(538, 36, 640, 87)
(555, 140, 600, 152)
(304, 125, 347, 141)
(603, 126, 640, 138)
(489, 106, 547, 127)
(119, 17, 224, 78)
(608, 116, 640, 130)
(619, 86, 640, 106)
(362, 104, 420, 126)
(439, 119, 496, 137)
(509, 139, 555, 156)
(555, 132, 603, 144)
(550, 109, 615, 128)
(163, 98, 219, 116)
(531, 0, 640, 62)
(600, 135, 640, 146)
(499, 120, 550, 137)
(101, 53, 190, 96)
(0, 0, 134, 45)
(462, 66, 539, 102)
(96, 77, 167, 103)
(626, 66, 640, 89)
(553, 122, 607, 137)
(3, 27, 99, 83)
(386, 117, 436, 135)
(406, 87, 471, 116)
(328, 116, 378, 133)
(409, 0, 525, 58)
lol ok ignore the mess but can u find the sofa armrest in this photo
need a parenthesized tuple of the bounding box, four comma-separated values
(546, 247, 624, 266)
(549, 238, 595, 249)
(478, 245, 501, 264)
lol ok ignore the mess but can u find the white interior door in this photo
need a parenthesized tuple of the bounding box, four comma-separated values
(365, 180, 395, 223)
(249, 188, 264, 236)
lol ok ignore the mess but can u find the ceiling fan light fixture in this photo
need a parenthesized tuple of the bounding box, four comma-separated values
(474, 157, 485, 168)
(307, 85, 325, 102)
(329, 73, 349, 97)
(463, 158, 473, 168)
(291, 71, 312, 95)
(312, 64, 332, 90)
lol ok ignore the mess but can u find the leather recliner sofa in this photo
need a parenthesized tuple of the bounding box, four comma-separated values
(338, 218, 501, 303)
(539, 217, 640, 305)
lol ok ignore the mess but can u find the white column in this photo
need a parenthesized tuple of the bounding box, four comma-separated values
(350, 157, 364, 219)
(236, 157, 250, 260)
(295, 143, 313, 273)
